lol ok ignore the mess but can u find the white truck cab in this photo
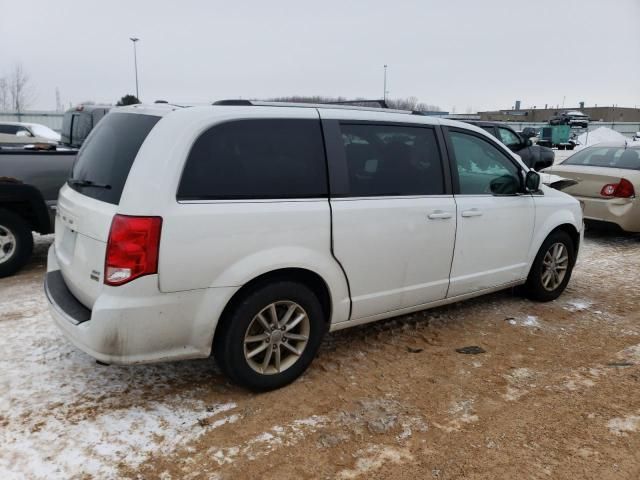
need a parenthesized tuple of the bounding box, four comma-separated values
(46, 101, 583, 390)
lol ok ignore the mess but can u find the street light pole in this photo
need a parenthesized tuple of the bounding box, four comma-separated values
(130, 37, 140, 99)
(383, 64, 388, 102)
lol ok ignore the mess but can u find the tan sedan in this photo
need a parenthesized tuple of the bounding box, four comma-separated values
(543, 143, 640, 232)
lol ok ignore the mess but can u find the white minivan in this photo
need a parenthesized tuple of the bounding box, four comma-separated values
(45, 101, 583, 390)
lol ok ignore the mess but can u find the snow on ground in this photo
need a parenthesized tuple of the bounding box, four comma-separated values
(575, 126, 640, 150)
(0, 262, 238, 480)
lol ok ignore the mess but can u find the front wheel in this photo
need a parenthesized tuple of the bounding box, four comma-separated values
(213, 281, 326, 391)
(523, 230, 575, 302)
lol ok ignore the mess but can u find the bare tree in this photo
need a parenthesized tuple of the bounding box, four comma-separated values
(0, 77, 8, 111)
(8, 64, 34, 113)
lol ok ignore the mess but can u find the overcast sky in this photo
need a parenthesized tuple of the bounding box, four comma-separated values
(1, 0, 638, 112)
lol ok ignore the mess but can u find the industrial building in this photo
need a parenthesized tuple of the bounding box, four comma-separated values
(478, 104, 640, 123)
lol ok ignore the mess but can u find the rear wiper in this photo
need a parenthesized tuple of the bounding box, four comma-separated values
(68, 179, 112, 189)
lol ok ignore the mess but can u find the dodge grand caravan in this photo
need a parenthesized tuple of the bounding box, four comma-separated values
(45, 102, 583, 391)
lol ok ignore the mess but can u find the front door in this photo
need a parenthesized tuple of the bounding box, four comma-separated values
(445, 128, 535, 297)
(324, 118, 457, 320)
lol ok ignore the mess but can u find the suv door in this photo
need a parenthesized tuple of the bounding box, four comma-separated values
(322, 116, 456, 320)
(444, 127, 534, 297)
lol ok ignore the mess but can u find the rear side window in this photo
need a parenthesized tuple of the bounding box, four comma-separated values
(178, 119, 327, 200)
(338, 124, 444, 196)
(69, 113, 160, 205)
(0, 125, 24, 135)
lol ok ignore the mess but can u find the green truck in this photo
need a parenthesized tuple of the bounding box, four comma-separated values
(537, 125, 576, 150)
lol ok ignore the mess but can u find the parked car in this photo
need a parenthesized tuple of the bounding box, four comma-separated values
(461, 120, 554, 170)
(0, 121, 61, 145)
(549, 111, 589, 128)
(0, 149, 77, 277)
(45, 102, 583, 391)
(520, 127, 540, 140)
(543, 143, 640, 232)
(60, 104, 111, 148)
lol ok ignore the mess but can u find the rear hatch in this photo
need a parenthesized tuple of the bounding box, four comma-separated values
(54, 112, 160, 308)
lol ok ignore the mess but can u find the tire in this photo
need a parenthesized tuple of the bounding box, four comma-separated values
(0, 209, 34, 278)
(213, 281, 326, 391)
(523, 230, 575, 302)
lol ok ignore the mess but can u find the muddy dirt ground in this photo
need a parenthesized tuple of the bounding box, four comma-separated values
(1, 228, 639, 479)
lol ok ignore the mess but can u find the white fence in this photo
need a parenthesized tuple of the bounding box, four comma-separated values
(0, 111, 65, 132)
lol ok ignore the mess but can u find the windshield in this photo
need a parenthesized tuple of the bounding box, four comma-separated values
(563, 147, 640, 170)
(69, 113, 160, 204)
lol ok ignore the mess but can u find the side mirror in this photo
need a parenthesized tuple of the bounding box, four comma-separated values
(16, 130, 32, 137)
(525, 138, 533, 147)
(525, 170, 541, 192)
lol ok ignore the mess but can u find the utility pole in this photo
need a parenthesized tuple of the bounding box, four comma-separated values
(130, 37, 140, 99)
(383, 65, 388, 102)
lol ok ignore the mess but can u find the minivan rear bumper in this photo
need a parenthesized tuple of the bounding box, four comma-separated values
(45, 245, 238, 365)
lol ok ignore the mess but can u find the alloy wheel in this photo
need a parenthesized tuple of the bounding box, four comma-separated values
(243, 301, 310, 375)
(541, 242, 569, 291)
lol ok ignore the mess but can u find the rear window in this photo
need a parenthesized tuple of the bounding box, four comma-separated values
(177, 119, 327, 200)
(563, 147, 640, 170)
(69, 113, 160, 204)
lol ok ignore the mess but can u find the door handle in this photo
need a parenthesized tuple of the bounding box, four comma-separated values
(428, 210, 453, 220)
(461, 208, 483, 217)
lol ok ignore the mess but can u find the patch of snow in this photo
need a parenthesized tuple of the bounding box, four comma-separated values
(207, 415, 330, 465)
(503, 368, 537, 401)
(617, 344, 640, 364)
(0, 287, 239, 480)
(337, 445, 413, 479)
(565, 299, 593, 312)
(575, 127, 628, 149)
(607, 415, 640, 436)
(506, 315, 541, 328)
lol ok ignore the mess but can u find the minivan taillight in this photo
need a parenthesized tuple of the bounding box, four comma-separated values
(105, 215, 162, 286)
(600, 178, 635, 198)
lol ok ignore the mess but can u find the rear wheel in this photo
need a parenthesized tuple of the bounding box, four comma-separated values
(523, 230, 575, 302)
(0, 209, 34, 278)
(214, 281, 326, 391)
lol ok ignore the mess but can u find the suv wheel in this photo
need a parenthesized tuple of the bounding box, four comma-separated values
(0, 209, 34, 278)
(214, 281, 326, 391)
(523, 230, 575, 302)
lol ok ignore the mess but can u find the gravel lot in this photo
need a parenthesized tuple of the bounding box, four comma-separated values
(1, 229, 639, 479)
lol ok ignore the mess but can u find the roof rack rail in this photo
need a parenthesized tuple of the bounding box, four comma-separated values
(211, 99, 414, 115)
(320, 99, 389, 108)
